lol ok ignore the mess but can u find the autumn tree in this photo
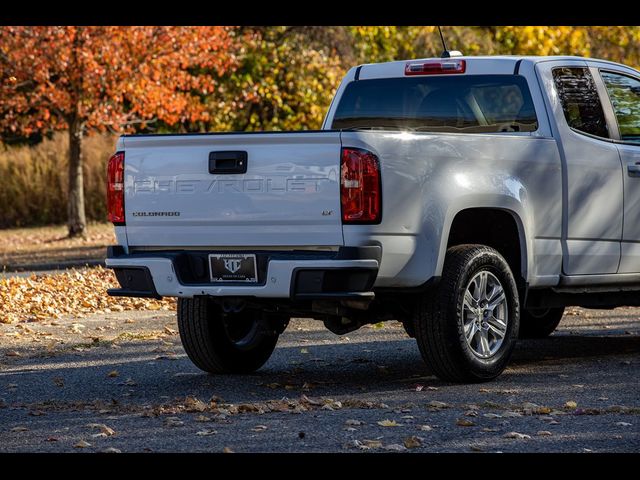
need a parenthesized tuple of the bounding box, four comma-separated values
(0, 26, 236, 237)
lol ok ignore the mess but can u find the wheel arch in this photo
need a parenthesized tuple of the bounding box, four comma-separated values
(437, 203, 531, 286)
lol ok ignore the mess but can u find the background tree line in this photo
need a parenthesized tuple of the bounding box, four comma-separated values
(1, 26, 639, 235)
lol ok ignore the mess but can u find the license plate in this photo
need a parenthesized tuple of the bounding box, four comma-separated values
(209, 253, 258, 283)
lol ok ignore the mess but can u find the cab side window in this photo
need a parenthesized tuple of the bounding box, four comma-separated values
(601, 71, 640, 145)
(552, 67, 609, 138)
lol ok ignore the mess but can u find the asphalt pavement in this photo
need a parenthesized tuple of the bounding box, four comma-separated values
(0, 306, 638, 453)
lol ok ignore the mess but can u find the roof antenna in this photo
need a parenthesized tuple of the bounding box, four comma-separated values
(437, 26, 463, 58)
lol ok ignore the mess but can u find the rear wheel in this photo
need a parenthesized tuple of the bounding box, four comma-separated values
(177, 297, 280, 374)
(413, 245, 520, 383)
(519, 307, 564, 338)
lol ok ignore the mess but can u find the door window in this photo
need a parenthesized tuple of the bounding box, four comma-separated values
(552, 67, 609, 138)
(601, 71, 640, 145)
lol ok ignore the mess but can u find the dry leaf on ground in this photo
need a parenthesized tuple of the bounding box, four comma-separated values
(403, 436, 423, 448)
(377, 419, 399, 427)
(503, 431, 531, 440)
(456, 418, 476, 427)
(101, 448, 121, 453)
(383, 444, 406, 452)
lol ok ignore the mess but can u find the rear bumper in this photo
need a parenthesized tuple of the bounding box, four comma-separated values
(105, 246, 380, 299)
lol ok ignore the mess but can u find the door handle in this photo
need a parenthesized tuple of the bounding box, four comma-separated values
(628, 163, 640, 178)
(209, 151, 248, 174)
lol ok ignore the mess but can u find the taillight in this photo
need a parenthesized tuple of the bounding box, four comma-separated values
(107, 151, 125, 225)
(405, 59, 466, 76)
(340, 148, 381, 224)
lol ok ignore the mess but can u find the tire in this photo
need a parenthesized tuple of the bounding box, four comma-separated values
(519, 307, 564, 339)
(177, 297, 279, 374)
(413, 244, 520, 383)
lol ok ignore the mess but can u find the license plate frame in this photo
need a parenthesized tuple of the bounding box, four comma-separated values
(208, 253, 258, 283)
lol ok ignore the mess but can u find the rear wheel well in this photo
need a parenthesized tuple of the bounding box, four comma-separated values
(447, 208, 524, 285)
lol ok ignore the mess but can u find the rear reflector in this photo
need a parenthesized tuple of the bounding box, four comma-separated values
(405, 59, 466, 76)
(340, 148, 381, 224)
(107, 151, 125, 225)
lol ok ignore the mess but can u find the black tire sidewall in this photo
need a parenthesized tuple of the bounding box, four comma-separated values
(177, 297, 278, 374)
(520, 307, 564, 338)
(449, 251, 520, 379)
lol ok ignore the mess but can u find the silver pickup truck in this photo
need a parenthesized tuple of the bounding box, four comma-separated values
(106, 55, 640, 382)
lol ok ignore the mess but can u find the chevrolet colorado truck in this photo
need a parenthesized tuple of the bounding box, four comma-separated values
(106, 55, 640, 382)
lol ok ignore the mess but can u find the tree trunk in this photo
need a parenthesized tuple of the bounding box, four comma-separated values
(67, 119, 86, 238)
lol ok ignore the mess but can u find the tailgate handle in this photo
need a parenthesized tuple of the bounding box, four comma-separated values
(209, 151, 248, 174)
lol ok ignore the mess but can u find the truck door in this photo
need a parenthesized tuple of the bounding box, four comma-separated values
(597, 68, 640, 273)
(537, 60, 623, 275)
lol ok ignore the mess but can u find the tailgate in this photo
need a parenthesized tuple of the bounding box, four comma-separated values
(122, 132, 344, 247)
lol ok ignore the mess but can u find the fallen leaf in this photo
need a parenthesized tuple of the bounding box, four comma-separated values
(351, 439, 383, 450)
(196, 429, 217, 436)
(615, 422, 632, 427)
(86, 423, 115, 436)
(183, 396, 207, 412)
(223, 447, 234, 453)
(383, 443, 406, 451)
(195, 415, 212, 422)
(403, 436, 422, 449)
(74, 440, 92, 448)
(163, 326, 177, 335)
(456, 418, 476, 427)
(503, 411, 523, 418)
(5, 350, 21, 357)
(537, 431, 553, 436)
(251, 425, 268, 432)
(418, 425, 432, 431)
(564, 401, 578, 409)
(52, 377, 64, 387)
(107, 370, 119, 378)
(415, 385, 424, 392)
(321, 400, 342, 411)
(300, 348, 309, 354)
(377, 419, 399, 427)
(470, 445, 484, 452)
(165, 417, 184, 427)
(503, 432, 531, 440)
(11, 426, 28, 432)
(483, 413, 502, 419)
(345, 419, 365, 426)
(101, 448, 121, 453)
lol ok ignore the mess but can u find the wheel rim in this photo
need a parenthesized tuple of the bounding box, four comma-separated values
(462, 270, 509, 359)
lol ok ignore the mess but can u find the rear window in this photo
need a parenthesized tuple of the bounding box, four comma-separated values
(331, 75, 538, 133)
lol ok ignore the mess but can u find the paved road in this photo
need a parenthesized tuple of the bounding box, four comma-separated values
(0, 307, 638, 453)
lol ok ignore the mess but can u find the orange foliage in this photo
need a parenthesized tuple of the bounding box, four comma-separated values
(0, 26, 237, 136)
